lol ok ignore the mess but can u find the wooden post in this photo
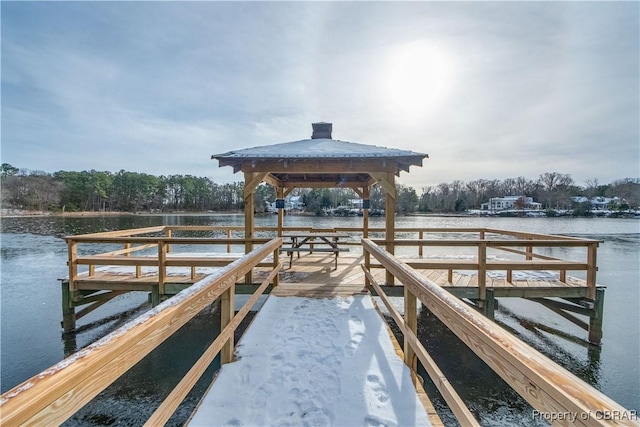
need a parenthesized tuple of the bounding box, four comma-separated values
(221, 286, 235, 364)
(61, 281, 76, 333)
(362, 186, 371, 288)
(526, 237, 533, 261)
(273, 247, 279, 287)
(362, 185, 370, 239)
(385, 172, 396, 286)
(277, 186, 284, 237)
(418, 230, 423, 257)
(226, 229, 232, 253)
(68, 240, 78, 292)
(404, 287, 417, 372)
(588, 287, 605, 345)
(586, 243, 598, 300)
(158, 240, 166, 297)
(244, 172, 256, 285)
(484, 288, 495, 320)
(165, 228, 172, 253)
(151, 284, 161, 307)
(478, 241, 487, 300)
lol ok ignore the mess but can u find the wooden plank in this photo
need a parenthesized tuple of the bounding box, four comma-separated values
(75, 282, 156, 291)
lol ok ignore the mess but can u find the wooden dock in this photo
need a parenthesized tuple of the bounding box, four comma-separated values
(186, 294, 439, 426)
(5, 226, 637, 426)
(59, 225, 605, 343)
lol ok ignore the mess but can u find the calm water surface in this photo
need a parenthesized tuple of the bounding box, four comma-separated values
(1, 214, 638, 426)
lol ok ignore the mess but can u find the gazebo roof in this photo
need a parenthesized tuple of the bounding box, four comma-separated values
(214, 138, 424, 161)
(212, 123, 428, 189)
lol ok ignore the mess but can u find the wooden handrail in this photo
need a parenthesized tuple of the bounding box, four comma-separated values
(145, 262, 282, 426)
(361, 264, 480, 426)
(0, 238, 282, 426)
(64, 226, 166, 239)
(372, 239, 601, 247)
(361, 238, 636, 426)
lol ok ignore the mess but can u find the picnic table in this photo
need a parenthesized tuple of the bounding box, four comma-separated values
(280, 232, 350, 269)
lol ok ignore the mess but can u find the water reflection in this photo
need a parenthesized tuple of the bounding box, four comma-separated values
(496, 303, 602, 385)
(62, 300, 151, 356)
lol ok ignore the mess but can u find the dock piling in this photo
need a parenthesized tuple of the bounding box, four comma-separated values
(61, 281, 76, 333)
(588, 287, 605, 345)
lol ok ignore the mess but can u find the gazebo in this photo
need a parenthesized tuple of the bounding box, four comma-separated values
(212, 122, 428, 281)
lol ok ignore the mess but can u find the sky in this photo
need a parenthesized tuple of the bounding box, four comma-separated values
(2, 1, 639, 190)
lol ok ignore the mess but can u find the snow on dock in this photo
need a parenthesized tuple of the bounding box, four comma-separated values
(188, 295, 431, 427)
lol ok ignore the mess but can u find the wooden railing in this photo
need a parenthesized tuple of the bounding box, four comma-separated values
(66, 226, 601, 300)
(0, 238, 283, 426)
(364, 227, 600, 300)
(361, 238, 636, 427)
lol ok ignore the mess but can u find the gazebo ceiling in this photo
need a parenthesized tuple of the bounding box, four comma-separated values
(212, 123, 428, 188)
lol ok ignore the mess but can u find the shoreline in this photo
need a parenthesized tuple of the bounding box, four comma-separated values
(0, 209, 246, 218)
(1, 209, 637, 219)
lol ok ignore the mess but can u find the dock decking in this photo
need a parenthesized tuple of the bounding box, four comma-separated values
(187, 294, 437, 426)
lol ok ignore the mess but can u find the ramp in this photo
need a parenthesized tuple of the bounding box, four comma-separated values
(188, 295, 432, 426)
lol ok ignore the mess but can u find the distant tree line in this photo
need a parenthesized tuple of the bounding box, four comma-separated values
(1, 164, 638, 215)
(418, 173, 639, 214)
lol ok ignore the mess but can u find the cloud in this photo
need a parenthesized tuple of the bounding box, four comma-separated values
(1, 1, 638, 189)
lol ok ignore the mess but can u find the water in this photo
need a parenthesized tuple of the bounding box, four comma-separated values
(1, 214, 638, 425)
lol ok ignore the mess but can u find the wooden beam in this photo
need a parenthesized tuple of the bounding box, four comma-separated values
(369, 172, 397, 199)
(262, 173, 282, 188)
(243, 172, 268, 198)
(279, 181, 367, 189)
(240, 159, 399, 174)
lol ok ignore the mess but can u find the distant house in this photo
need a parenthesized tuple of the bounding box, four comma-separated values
(348, 199, 363, 209)
(481, 196, 542, 211)
(572, 196, 624, 211)
(266, 195, 305, 213)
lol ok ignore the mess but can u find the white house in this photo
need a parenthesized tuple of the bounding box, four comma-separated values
(266, 195, 305, 213)
(572, 196, 624, 211)
(481, 196, 542, 211)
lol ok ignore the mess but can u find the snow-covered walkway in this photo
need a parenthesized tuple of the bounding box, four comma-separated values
(188, 295, 431, 427)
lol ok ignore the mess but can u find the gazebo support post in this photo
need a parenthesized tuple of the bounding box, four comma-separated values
(363, 185, 371, 287)
(243, 172, 257, 284)
(385, 172, 396, 286)
(362, 185, 370, 239)
(277, 186, 284, 236)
